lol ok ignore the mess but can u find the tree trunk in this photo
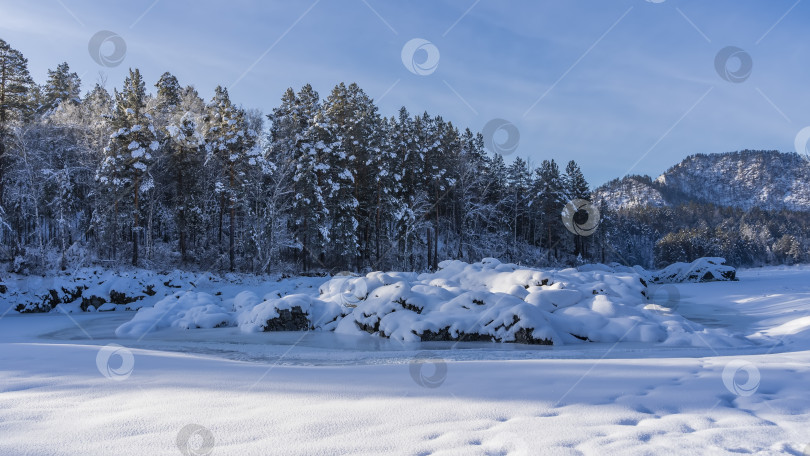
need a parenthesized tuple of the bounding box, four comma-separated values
(177, 168, 187, 262)
(427, 228, 432, 271)
(434, 186, 439, 270)
(229, 162, 235, 272)
(218, 193, 224, 247)
(375, 181, 381, 266)
(132, 178, 139, 266)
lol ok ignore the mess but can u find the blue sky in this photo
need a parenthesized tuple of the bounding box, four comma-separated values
(1, 0, 808, 186)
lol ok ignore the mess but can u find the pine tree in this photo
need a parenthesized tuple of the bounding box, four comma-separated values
(345, 83, 384, 270)
(423, 115, 456, 270)
(269, 85, 328, 270)
(41, 62, 81, 113)
(0, 38, 34, 218)
(204, 86, 258, 271)
(534, 159, 566, 261)
(506, 156, 531, 259)
(563, 160, 590, 257)
(96, 68, 157, 265)
(154, 72, 181, 113)
(390, 107, 424, 269)
(369, 116, 398, 268)
(487, 152, 509, 238)
(317, 83, 360, 269)
(451, 128, 492, 260)
(0, 38, 33, 126)
(165, 111, 204, 262)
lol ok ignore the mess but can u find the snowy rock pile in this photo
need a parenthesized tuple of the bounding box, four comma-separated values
(5, 269, 212, 313)
(647, 257, 736, 283)
(113, 258, 744, 347)
(321, 258, 740, 346)
(578, 257, 737, 284)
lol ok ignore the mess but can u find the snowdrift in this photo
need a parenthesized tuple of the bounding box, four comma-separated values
(113, 258, 744, 347)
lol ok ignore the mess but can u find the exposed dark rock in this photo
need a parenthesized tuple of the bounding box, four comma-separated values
(416, 327, 493, 342)
(395, 297, 423, 314)
(263, 306, 310, 331)
(512, 327, 553, 345)
(355, 319, 380, 335)
(16, 285, 88, 313)
(109, 290, 142, 305)
(81, 295, 107, 311)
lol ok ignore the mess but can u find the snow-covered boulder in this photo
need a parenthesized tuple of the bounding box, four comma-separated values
(647, 257, 736, 283)
(109, 259, 745, 348)
(237, 294, 344, 332)
(8, 269, 204, 313)
(323, 260, 743, 347)
(116, 291, 233, 338)
(578, 257, 737, 284)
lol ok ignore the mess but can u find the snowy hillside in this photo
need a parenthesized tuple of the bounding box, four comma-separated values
(591, 175, 669, 210)
(594, 150, 810, 212)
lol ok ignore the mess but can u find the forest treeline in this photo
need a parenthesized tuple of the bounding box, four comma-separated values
(0, 38, 807, 273)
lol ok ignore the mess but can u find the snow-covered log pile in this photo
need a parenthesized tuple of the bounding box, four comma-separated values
(113, 258, 744, 347)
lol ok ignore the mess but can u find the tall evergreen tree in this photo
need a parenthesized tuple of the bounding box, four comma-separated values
(154, 72, 181, 113)
(317, 83, 360, 269)
(205, 86, 258, 271)
(563, 160, 590, 257)
(534, 159, 566, 261)
(96, 68, 157, 265)
(269, 85, 328, 270)
(0, 39, 33, 126)
(506, 156, 532, 258)
(0, 38, 34, 219)
(41, 62, 81, 113)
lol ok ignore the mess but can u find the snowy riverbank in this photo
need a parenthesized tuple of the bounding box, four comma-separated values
(2, 263, 810, 454)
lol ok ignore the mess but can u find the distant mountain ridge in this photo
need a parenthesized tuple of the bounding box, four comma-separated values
(594, 150, 810, 212)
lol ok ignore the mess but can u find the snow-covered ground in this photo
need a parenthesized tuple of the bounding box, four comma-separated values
(2, 265, 810, 455)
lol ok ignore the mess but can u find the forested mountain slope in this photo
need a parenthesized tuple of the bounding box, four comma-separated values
(595, 150, 810, 213)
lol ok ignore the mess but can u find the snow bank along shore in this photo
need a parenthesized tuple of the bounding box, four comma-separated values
(0, 257, 741, 347)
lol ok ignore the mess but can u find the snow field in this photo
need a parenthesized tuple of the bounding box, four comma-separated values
(1, 264, 810, 454)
